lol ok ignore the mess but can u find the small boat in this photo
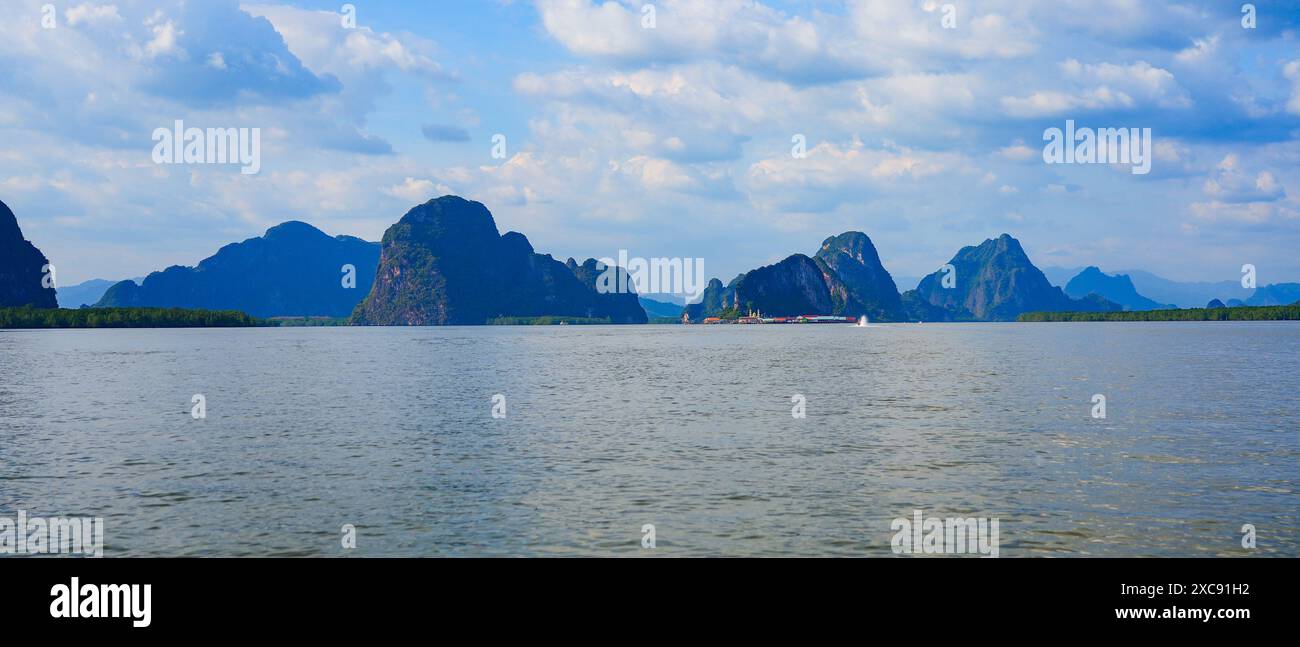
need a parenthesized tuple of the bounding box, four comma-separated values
(856, 315, 868, 327)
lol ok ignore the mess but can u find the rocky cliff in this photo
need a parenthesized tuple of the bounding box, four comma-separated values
(0, 199, 58, 308)
(350, 196, 647, 325)
(906, 234, 1119, 321)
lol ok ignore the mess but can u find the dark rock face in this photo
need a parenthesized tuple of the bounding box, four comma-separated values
(683, 230, 902, 321)
(350, 196, 646, 325)
(900, 289, 953, 321)
(1072, 293, 1126, 313)
(813, 231, 904, 321)
(96, 220, 380, 318)
(1064, 266, 1171, 310)
(732, 254, 833, 316)
(0, 199, 58, 308)
(910, 234, 1116, 321)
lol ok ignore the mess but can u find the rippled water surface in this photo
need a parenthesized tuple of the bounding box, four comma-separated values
(0, 323, 1295, 556)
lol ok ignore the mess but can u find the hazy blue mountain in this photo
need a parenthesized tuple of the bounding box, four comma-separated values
(0, 199, 57, 308)
(96, 221, 380, 318)
(639, 296, 685, 319)
(1043, 266, 1257, 309)
(1123, 270, 1251, 309)
(1206, 299, 1226, 309)
(637, 293, 687, 306)
(893, 275, 923, 291)
(1226, 299, 1246, 307)
(1064, 266, 1173, 310)
(58, 278, 143, 308)
(813, 231, 904, 321)
(351, 196, 646, 325)
(1245, 283, 1300, 306)
(1041, 266, 1083, 288)
(907, 235, 1119, 321)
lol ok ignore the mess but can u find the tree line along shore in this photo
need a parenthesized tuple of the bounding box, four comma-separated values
(0, 306, 266, 329)
(1018, 304, 1300, 322)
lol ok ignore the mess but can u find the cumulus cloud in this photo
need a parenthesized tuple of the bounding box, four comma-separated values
(1201, 154, 1285, 204)
(243, 2, 451, 126)
(1189, 201, 1281, 224)
(1001, 60, 1190, 117)
(742, 138, 970, 212)
(66, 3, 123, 27)
(243, 4, 446, 78)
(382, 177, 451, 203)
(535, 0, 862, 83)
(996, 140, 1037, 161)
(1285, 61, 1300, 116)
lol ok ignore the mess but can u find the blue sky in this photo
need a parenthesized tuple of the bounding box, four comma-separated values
(2, 0, 1299, 286)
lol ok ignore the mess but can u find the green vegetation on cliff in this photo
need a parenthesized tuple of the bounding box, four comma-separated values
(1018, 305, 1300, 322)
(487, 316, 612, 325)
(0, 306, 266, 328)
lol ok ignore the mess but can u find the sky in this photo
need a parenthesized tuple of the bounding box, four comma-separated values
(1, 0, 1298, 287)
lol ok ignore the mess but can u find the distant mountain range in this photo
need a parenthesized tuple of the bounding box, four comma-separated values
(4, 193, 1298, 324)
(58, 278, 143, 309)
(1063, 267, 1173, 311)
(96, 221, 381, 318)
(1044, 265, 1299, 311)
(1245, 283, 1300, 306)
(0, 199, 57, 308)
(685, 232, 1115, 322)
(1044, 266, 1249, 308)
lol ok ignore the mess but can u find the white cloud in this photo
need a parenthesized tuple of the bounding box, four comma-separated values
(741, 138, 969, 214)
(243, 4, 444, 78)
(1001, 60, 1189, 117)
(143, 15, 184, 60)
(382, 177, 449, 203)
(535, 0, 848, 81)
(1201, 154, 1285, 204)
(66, 3, 123, 27)
(996, 140, 1036, 161)
(1174, 35, 1218, 65)
(848, 1, 1037, 62)
(1188, 201, 1279, 224)
(1285, 61, 1300, 116)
